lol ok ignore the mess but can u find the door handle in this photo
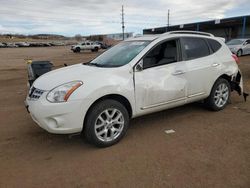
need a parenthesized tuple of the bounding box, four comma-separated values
(172, 70, 184, 75)
(212, 63, 220, 67)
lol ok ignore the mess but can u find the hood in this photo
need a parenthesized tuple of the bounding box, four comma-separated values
(33, 64, 107, 90)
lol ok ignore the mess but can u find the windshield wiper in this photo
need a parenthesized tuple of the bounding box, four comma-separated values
(83, 62, 115, 67)
(83, 62, 102, 67)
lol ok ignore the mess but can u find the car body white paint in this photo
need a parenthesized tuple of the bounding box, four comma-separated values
(26, 31, 243, 134)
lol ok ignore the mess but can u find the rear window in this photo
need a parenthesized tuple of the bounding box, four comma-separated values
(207, 39, 222, 53)
(182, 37, 210, 60)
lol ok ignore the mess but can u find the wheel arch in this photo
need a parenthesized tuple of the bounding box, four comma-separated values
(237, 48, 243, 56)
(213, 72, 242, 94)
(83, 94, 133, 130)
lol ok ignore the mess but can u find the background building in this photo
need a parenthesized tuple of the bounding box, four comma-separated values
(89, 32, 133, 41)
(106, 32, 133, 40)
(143, 15, 250, 41)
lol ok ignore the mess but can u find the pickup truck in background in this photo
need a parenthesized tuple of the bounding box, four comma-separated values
(71, 41, 101, 53)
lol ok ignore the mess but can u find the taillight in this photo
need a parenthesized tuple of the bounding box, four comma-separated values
(232, 54, 240, 64)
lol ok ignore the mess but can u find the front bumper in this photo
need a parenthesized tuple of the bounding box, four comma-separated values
(25, 94, 86, 134)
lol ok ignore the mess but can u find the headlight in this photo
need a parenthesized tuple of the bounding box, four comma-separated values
(46, 81, 83, 103)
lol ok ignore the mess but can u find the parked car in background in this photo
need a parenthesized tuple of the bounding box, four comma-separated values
(0, 42, 7, 48)
(94, 41, 110, 49)
(15, 42, 30, 47)
(226, 38, 250, 57)
(50, 41, 65, 46)
(6, 43, 18, 48)
(29, 42, 42, 47)
(71, 41, 101, 53)
(25, 31, 245, 147)
(41, 42, 51, 47)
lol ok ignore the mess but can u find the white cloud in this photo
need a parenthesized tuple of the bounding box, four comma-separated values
(0, 0, 249, 36)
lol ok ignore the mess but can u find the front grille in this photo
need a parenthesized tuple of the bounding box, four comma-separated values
(29, 86, 44, 100)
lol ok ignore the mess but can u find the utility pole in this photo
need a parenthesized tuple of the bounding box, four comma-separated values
(121, 5, 125, 40)
(167, 9, 170, 32)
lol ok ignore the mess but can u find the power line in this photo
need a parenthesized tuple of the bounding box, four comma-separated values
(121, 5, 125, 40)
(167, 9, 170, 32)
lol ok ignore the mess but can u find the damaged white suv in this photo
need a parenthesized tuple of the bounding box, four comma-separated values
(25, 31, 246, 147)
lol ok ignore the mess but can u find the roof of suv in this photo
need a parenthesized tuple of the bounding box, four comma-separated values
(127, 31, 215, 42)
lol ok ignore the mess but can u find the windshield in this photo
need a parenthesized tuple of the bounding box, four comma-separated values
(88, 41, 150, 67)
(226, 39, 245, 45)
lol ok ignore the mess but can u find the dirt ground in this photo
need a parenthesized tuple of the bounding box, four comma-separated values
(0, 46, 249, 188)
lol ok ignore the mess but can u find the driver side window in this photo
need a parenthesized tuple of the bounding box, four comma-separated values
(143, 40, 178, 69)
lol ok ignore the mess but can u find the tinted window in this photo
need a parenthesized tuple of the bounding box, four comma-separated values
(246, 40, 250, 44)
(207, 39, 222, 53)
(182, 37, 210, 60)
(143, 40, 178, 69)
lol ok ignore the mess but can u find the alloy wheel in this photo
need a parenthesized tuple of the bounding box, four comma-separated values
(94, 108, 124, 142)
(214, 83, 229, 108)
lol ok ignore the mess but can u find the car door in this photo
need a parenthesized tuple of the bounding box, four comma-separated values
(81, 42, 86, 50)
(85, 42, 91, 50)
(134, 39, 187, 115)
(180, 37, 218, 102)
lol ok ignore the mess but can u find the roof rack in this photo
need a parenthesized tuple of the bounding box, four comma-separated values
(162, 30, 214, 37)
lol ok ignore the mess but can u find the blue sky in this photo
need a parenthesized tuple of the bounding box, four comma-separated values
(0, 0, 249, 36)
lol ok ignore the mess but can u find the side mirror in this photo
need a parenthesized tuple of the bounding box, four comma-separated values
(135, 60, 143, 72)
(243, 42, 248, 46)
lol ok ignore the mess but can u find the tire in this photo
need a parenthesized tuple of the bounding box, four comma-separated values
(75, 47, 80, 53)
(83, 99, 129, 147)
(237, 49, 242, 57)
(205, 78, 231, 111)
(94, 47, 98, 52)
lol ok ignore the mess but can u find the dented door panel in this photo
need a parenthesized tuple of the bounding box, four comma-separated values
(134, 62, 187, 116)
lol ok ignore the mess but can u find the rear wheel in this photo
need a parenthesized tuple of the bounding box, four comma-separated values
(205, 78, 231, 111)
(83, 99, 129, 147)
(75, 47, 80, 53)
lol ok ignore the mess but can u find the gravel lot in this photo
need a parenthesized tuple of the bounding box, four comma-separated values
(0, 46, 249, 188)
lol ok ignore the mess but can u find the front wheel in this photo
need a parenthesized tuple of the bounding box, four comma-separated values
(205, 78, 231, 111)
(237, 49, 242, 57)
(83, 99, 129, 147)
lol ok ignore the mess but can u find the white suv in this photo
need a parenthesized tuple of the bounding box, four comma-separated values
(25, 31, 245, 147)
(71, 41, 101, 53)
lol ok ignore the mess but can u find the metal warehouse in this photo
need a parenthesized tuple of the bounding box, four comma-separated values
(143, 15, 250, 41)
